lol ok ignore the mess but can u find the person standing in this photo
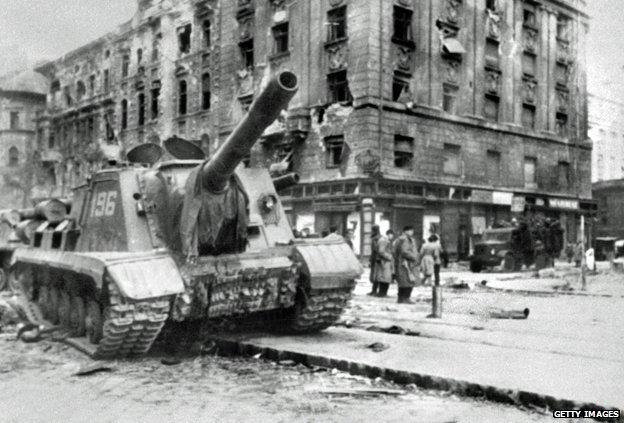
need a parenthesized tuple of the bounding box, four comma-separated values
(373, 231, 394, 297)
(394, 226, 420, 304)
(421, 235, 442, 286)
(368, 225, 381, 296)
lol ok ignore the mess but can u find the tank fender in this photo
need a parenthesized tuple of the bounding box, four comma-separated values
(293, 239, 362, 290)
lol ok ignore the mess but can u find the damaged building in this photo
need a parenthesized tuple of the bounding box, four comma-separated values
(34, 0, 593, 258)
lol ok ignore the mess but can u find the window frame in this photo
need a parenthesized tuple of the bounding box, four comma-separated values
(272, 22, 289, 55)
(325, 135, 345, 169)
(392, 6, 414, 45)
(327, 70, 353, 104)
(327, 6, 347, 43)
(394, 134, 414, 169)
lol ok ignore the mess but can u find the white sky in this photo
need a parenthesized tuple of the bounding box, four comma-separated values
(0, 0, 622, 101)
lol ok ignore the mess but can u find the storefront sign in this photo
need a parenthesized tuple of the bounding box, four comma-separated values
(492, 191, 513, 206)
(471, 190, 493, 204)
(511, 196, 525, 212)
(549, 198, 579, 210)
(312, 202, 358, 212)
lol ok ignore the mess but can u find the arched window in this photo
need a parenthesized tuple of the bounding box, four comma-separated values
(8, 147, 19, 167)
(76, 81, 86, 100)
(178, 80, 187, 115)
(121, 99, 128, 129)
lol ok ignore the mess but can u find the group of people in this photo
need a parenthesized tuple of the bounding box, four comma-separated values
(368, 225, 445, 304)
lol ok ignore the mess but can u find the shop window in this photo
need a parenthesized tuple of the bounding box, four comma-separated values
(524, 156, 537, 188)
(203, 20, 211, 48)
(327, 6, 347, 42)
(443, 144, 461, 175)
(178, 80, 187, 115)
(522, 52, 536, 76)
(178, 24, 192, 54)
(151, 83, 160, 119)
(557, 161, 570, 189)
(121, 99, 128, 129)
(272, 22, 289, 54)
(239, 39, 254, 69)
(443, 84, 458, 113)
(485, 39, 500, 68)
(392, 6, 413, 44)
(392, 71, 410, 102)
(8, 147, 19, 167)
(202, 73, 211, 110)
(327, 70, 352, 104)
(9, 112, 19, 130)
(122, 54, 130, 77)
(138, 92, 145, 126)
(522, 104, 536, 129)
(486, 150, 501, 181)
(394, 135, 413, 168)
(483, 94, 499, 121)
(325, 135, 344, 168)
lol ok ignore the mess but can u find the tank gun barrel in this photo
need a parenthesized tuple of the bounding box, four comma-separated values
(202, 71, 298, 192)
(272, 172, 300, 191)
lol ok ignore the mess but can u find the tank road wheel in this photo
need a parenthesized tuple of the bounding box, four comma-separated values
(85, 301, 103, 344)
(38, 285, 50, 320)
(47, 287, 60, 324)
(70, 296, 86, 337)
(285, 289, 351, 333)
(58, 290, 71, 327)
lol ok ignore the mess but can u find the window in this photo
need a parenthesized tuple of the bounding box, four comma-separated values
(443, 144, 461, 175)
(239, 39, 254, 68)
(122, 54, 130, 77)
(105, 110, 115, 142)
(555, 63, 568, 85)
(178, 24, 192, 53)
(151, 83, 160, 119)
(89, 75, 96, 96)
(556, 15, 570, 40)
(8, 147, 19, 167)
(393, 6, 413, 43)
(121, 99, 128, 129)
(64, 86, 72, 106)
(178, 119, 186, 136)
(485, 39, 500, 67)
(486, 150, 501, 181)
(443, 84, 458, 113)
(203, 20, 211, 48)
(521, 104, 536, 129)
(137, 48, 143, 65)
(76, 81, 86, 100)
(327, 6, 347, 42)
(327, 70, 352, 103)
(240, 96, 252, 112)
(394, 135, 413, 168)
(138, 92, 145, 126)
(523, 9, 536, 27)
(392, 71, 410, 102)
(152, 40, 160, 62)
(178, 80, 187, 115)
(103, 69, 110, 93)
(48, 131, 56, 149)
(202, 73, 211, 110)
(556, 112, 568, 136)
(557, 161, 570, 189)
(483, 94, 499, 121)
(524, 157, 537, 188)
(486, 0, 498, 11)
(522, 52, 536, 76)
(272, 23, 289, 54)
(10, 112, 19, 130)
(325, 136, 344, 168)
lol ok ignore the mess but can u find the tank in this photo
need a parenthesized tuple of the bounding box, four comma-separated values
(3, 71, 362, 359)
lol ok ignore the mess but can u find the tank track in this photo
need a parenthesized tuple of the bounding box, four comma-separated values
(287, 289, 352, 333)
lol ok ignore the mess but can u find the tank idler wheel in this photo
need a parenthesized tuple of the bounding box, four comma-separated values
(38, 285, 50, 320)
(48, 287, 60, 324)
(70, 296, 86, 337)
(58, 290, 71, 328)
(85, 301, 103, 345)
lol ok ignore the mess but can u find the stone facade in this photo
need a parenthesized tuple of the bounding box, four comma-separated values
(589, 94, 624, 182)
(35, 0, 593, 257)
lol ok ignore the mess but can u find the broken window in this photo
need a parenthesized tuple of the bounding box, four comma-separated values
(178, 80, 187, 115)
(76, 81, 86, 101)
(89, 75, 96, 96)
(138, 92, 146, 126)
(557, 161, 570, 189)
(327, 6, 347, 42)
(521, 104, 536, 129)
(9, 112, 19, 130)
(203, 20, 211, 49)
(272, 23, 289, 54)
(103, 69, 110, 93)
(522, 52, 536, 76)
(392, 71, 410, 102)
(178, 24, 192, 54)
(327, 70, 352, 104)
(556, 14, 570, 40)
(394, 135, 414, 168)
(485, 38, 500, 68)
(202, 73, 211, 110)
(151, 82, 160, 119)
(325, 135, 344, 168)
(443, 144, 461, 175)
(122, 54, 130, 77)
(121, 99, 128, 129)
(8, 146, 19, 167)
(556, 112, 568, 136)
(483, 94, 499, 121)
(524, 157, 537, 188)
(239, 39, 254, 68)
(443, 84, 459, 113)
(393, 6, 413, 43)
(486, 150, 501, 181)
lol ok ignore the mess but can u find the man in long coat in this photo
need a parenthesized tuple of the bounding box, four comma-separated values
(368, 225, 381, 296)
(394, 225, 420, 304)
(373, 232, 394, 297)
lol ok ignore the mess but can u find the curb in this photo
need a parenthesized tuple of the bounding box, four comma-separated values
(211, 336, 624, 423)
(479, 284, 623, 299)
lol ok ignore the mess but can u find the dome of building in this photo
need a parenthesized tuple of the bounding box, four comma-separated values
(0, 69, 48, 95)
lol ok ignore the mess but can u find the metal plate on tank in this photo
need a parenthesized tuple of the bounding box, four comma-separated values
(106, 254, 185, 299)
(294, 239, 363, 290)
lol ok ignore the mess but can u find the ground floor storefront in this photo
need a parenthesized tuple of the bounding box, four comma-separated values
(280, 178, 596, 259)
